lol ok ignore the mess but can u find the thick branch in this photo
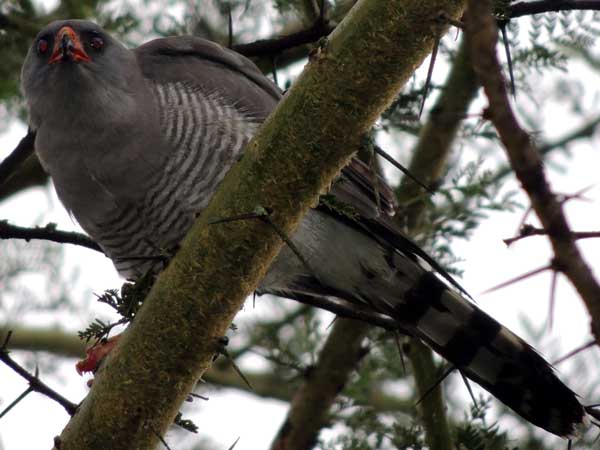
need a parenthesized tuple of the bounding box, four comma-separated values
(53, 1, 465, 449)
(0, 324, 411, 413)
(491, 114, 600, 183)
(466, 0, 600, 340)
(270, 319, 371, 450)
(405, 340, 453, 450)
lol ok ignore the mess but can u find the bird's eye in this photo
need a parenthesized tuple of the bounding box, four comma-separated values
(90, 36, 104, 50)
(37, 38, 49, 55)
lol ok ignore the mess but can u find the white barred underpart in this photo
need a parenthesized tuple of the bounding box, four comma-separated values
(96, 81, 258, 277)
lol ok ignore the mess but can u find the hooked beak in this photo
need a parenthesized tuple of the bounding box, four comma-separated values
(48, 26, 91, 64)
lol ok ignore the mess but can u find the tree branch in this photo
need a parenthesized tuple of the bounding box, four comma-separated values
(491, 114, 600, 183)
(0, 324, 411, 414)
(0, 332, 78, 416)
(232, 18, 334, 58)
(507, 0, 600, 19)
(405, 340, 453, 450)
(51, 1, 465, 449)
(0, 221, 102, 252)
(466, 0, 600, 341)
(0, 131, 36, 189)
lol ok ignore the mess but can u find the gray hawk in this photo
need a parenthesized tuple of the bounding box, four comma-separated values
(20, 19, 587, 437)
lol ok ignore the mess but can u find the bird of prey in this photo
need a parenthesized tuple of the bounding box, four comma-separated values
(21, 19, 587, 437)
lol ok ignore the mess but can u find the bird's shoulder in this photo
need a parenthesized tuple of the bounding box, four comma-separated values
(134, 36, 281, 120)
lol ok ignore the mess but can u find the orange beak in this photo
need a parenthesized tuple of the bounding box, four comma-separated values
(48, 26, 91, 64)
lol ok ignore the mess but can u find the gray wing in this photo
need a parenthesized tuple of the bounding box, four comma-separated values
(134, 36, 281, 121)
(327, 159, 469, 297)
(134, 36, 465, 295)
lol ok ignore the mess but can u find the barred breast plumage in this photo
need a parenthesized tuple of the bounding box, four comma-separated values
(91, 80, 260, 277)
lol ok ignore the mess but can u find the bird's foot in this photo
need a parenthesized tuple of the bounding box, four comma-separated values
(75, 334, 122, 377)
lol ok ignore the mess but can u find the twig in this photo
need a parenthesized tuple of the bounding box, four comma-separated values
(507, 0, 600, 19)
(466, 0, 600, 342)
(232, 18, 333, 58)
(0, 332, 78, 416)
(0, 131, 36, 188)
(0, 220, 102, 252)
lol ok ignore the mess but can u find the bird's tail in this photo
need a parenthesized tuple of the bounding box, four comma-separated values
(391, 271, 585, 437)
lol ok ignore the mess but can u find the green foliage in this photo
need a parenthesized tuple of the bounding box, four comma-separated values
(409, 159, 520, 275)
(78, 273, 153, 342)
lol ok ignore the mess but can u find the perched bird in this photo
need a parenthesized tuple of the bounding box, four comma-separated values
(21, 19, 587, 437)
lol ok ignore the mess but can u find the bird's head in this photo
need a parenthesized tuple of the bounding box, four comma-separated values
(21, 20, 141, 128)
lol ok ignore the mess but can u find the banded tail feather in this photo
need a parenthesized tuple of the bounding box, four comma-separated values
(397, 271, 585, 437)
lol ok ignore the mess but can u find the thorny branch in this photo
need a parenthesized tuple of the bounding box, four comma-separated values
(0, 220, 102, 252)
(466, 0, 600, 341)
(0, 332, 78, 417)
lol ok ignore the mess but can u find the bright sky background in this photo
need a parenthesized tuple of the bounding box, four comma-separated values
(1, 3, 600, 450)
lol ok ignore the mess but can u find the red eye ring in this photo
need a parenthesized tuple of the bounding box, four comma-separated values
(37, 38, 49, 55)
(90, 36, 104, 50)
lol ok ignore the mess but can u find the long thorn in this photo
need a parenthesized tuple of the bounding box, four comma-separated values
(2, 330, 12, 350)
(459, 371, 477, 407)
(553, 339, 596, 365)
(419, 33, 440, 119)
(480, 264, 552, 295)
(415, 365, 454, 406)
(548, 269, 558, 331)
(151, 426, 172, 450)
(374, 146, 434, 194)
(393, 331, 407, 376)
(219, 346, 253, 391)
(499, 24, 516, 98)
(0, 387, 33, 419)
(228, 436, 241, 450)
